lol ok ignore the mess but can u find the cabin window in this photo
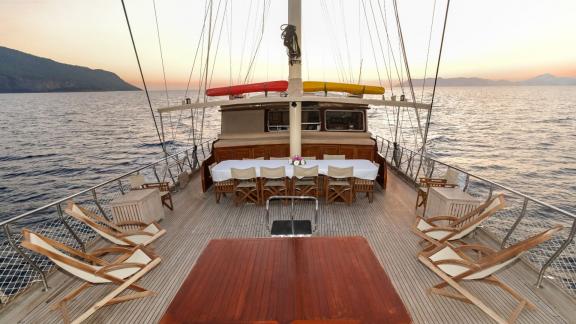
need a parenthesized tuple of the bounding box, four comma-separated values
(267, 109, 321, 131)
(324, 110, 365, 131)
(302, 109, 321, 131)
(267, 110, 289, 131)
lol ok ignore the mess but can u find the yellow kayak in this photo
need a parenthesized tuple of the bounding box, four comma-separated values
(303, 81, 385, 95)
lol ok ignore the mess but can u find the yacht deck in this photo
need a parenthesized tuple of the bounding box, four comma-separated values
(6, 170, 571, 323)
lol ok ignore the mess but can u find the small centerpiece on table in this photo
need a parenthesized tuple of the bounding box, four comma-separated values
(289, 155, 306, 166)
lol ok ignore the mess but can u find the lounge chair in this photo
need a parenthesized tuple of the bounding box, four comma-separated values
(21, 229, 161, 324)
(412, 194, 505, 249)
(418, 225, 563, 323)
(64, 201, 166, 247)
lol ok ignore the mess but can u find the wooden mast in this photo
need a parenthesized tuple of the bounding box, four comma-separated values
(288, 0, 302, 157)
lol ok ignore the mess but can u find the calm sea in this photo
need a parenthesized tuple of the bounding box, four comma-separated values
(0, 87, 574, 221)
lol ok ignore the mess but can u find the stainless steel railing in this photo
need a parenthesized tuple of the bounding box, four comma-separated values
(0, 139, 214, 305)
(374, 135, 576, 297)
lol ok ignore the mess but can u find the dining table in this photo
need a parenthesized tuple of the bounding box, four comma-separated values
(210, 159, 379, 182)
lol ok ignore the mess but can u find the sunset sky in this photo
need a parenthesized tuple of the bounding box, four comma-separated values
(1, 0, 575, 90)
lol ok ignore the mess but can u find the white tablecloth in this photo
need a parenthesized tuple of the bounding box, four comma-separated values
(211, 159, 378, 182)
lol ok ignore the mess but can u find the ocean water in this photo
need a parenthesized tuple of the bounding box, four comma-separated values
(0, 87, 574, 221)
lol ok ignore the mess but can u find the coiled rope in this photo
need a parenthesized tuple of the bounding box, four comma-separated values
(281, 24, 301, 65)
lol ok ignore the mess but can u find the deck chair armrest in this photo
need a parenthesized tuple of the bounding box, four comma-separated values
(142, 182, 170, 191)
(419, 177, 446, 185)
(117, 231, 155, 238)
(116, 220, 149, 227)
(433, 258, 476, 269)
(89, 246, 134, 257)
(454, 244, 497, 256)
(97, 262, 146, 274)
(421, 226, 459, 234)
(426, 215, 459, 224)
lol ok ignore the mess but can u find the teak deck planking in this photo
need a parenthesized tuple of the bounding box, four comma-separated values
(6, 169, 570, 324)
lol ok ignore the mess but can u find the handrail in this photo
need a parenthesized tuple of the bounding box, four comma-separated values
(0, 139, 214, 227)
(374, 135, 576, 219)
(374, 135, 576, 293)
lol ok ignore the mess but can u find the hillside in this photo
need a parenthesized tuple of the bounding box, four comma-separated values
(404, 74, 576, 87)
(0, 46, 139, 93)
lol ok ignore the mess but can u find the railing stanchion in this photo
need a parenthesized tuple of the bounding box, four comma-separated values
(405, 152, 413, 176)
(384, 141, 391, 161)
(56, 204, 85, 252)
(487, 184, 493, 202)
(463, 174, 470, 192)
(428, 160, 435, 178)
(117, 180, 125, 195)
(4, 224, 49, 291)
(92, 188, 111, 221)
(537, 219, 576, 287)
(192, 145, 199, 169)
(152, 165, 161, 183)
(501, 197, 528, 248)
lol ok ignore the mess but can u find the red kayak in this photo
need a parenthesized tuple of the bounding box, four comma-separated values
(206, 80, 288, 97)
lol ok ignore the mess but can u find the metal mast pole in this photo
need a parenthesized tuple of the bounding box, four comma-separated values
(288, 0, 302, 157)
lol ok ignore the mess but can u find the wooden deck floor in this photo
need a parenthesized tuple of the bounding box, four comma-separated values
(10, 170, 571, 323)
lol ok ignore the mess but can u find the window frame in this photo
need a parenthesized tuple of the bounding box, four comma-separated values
(323, 109, 366, 132)
(266, 108, 321, 132)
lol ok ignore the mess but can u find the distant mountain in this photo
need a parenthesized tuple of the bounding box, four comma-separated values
(0, 46, 139, 93)
(403, 74, 576, 87)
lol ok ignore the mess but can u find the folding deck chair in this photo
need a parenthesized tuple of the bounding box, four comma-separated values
(412, 194, 505, 249)
(65, 201, 166, 247)
(21, 229, 161, 324)
(418, 225, 563, 323)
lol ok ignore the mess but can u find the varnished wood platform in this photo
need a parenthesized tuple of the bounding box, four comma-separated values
(4, 169, 571, 323)
(160, 237, 410, 324)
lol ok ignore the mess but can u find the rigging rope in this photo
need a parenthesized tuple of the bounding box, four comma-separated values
(152, 0, 169, 107)
(280, 24, 301, 65)
(376, 0, 404, 96)
(368, 0, 394, 93)
(360, 0, 383, 87)
(392, 0, 423, 146)
(421, 0, 438, 102)
(184, 1, 210, 99)
(120, 0, 166, 153)
(244, 0, 271, 83)
(199, 0, 214, 145)
(422, 0, 450, 153)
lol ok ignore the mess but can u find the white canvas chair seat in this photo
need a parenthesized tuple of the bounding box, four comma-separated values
(231, 167, 260, 205)
(260, 167, 289, 202)
(419, 225, 563, 323)
(330, 180, 352, 186)
(325, 166, 354, 204)
(323, 154, 345, 160)
(237, 181, 258, 188)
(65, 201, 166, 247)
(295, 179, 316, 186)
(412, 194, 506, 248)
(302, 156, 316, 160)
(264, 180, 286, 187)
(292, 166, 320, 198)
(21, 229, 161, 324)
